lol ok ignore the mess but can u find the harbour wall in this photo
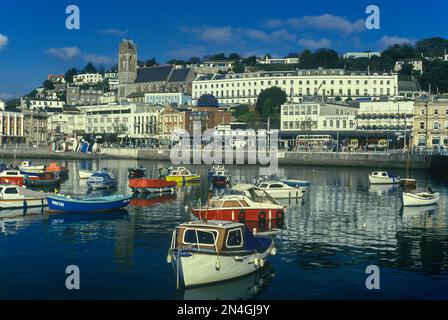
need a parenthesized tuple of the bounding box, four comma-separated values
(101, 148, 433, 170)
(1, 147, 444, 172)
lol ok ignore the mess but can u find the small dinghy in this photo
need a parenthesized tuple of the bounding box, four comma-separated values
(18, 161, 45, 175)
(399, 178, 417, 188)
(128, 178, 176, 193)
(47, 194, 132, 213)
(402, 188, 440, 207)
(210, 169, 231, 187)
(167, 220, 276, 288)
(165, 167, 200, 184)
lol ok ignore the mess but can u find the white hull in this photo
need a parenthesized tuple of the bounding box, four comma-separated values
(0, 198, 47, 209)
(263, 188, 304, 199)
(368, 175, 400, 184)
(402, 192, 440, 207)
(19, 166, 45, 173)
(132, 187, 175, 193)
(176, 244, 273, 287)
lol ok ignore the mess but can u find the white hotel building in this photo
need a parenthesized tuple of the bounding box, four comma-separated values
(280, 102, 358, 133)
(192, 68, 398, 105)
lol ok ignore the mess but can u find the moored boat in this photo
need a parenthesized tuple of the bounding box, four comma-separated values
(128, 178, 176, 193)
(128, 166, 146, 179)
(46, 162, 69, 176)
(402, 190, 440, 207)
(399, 178, 417, 188)
(208, 164, 225, 179)
(0, 185, 48, 210)
(211, 169, 231, 187)
(167, 220, 276, 288)
(256, 181, 305, 199)
(86, 170, 117, 190)
(191, 193, 286, 223)
(165, 167, 200, 184)
(368, 171, 400, 184)
(18, 161, 45, 174)
(47, 194, 132, 213)
(24, 172, 60, 188)
(0, 170, 38, 186)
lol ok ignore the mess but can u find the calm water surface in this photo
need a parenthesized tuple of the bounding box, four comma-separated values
(1, 158, 447, 299)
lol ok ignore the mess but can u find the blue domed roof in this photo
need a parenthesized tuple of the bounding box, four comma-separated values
(197, 94, 219, 107)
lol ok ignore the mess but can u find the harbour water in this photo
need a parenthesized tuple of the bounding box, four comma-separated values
(1, 159, 447, 299)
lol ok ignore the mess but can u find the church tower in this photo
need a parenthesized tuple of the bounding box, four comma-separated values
(118, 39, 137, 100)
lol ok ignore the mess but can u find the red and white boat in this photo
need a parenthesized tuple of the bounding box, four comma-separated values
(0, 170, 38, 186)
(191, 193, 286, 223)
(128, 178, 177, 193)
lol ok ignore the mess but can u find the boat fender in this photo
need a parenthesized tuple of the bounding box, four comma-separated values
(166, 252, 172, 264)
(258, 211, 267, 222)
(275, 210, 285, 221)
(254, 257, 259, 267)
(252, 227, 257, 235)
(215, 260, 220, 270)
(259, 258, 265, 267)
(238, 210, 246, 222)
(270, 247, 277, 256)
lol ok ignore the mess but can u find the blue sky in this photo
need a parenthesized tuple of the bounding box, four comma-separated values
(0, 0, 446, 98)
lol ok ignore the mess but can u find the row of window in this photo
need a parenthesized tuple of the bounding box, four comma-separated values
(282, 120, 354, 130)
(194, 79, 392, 89)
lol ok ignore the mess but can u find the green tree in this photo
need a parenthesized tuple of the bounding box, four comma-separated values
(299, 49, 314, 68)
(312, 49, 340, 68)
(232, 61, 245, 73)
(256, 87, 287, 119)
(261, 98, 274, 118)
(167, 59, 187, 65)
(64, 68, 78, 83)
(43, 79, 55, 90)
(83, 62, 97, 74)
(416, 37, 448, 57)
(242, 55, 257, 66)
(228, 53, 241, 60)
(420, 60, 448, 93)
(398, 63, 414, 80)
(144, 58, 158, 67)
(188, 57, 201, 64)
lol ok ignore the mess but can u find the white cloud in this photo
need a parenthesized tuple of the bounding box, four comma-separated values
(46, 47, 81, 60)
(378, 35, 415, 48)
(0, 92, 16, 100)
(84, 53, 113, 65)
(100, 29, 127, 37)
(199, 27, 234, 43)
(0, 33, 8, 50)
(298, 38, 332, 49)
(265, 14, 365, 35)
(243, 29, 295, 42)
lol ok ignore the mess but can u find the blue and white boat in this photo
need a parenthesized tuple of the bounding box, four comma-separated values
(47, 194, 132, 213)
(282, 179, 311, 187)
(208, 164, 225, 180)
(86, 170, 117, 190)
(211, 169, 231, 186)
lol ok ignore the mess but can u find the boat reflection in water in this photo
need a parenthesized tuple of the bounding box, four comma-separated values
(400, 204, 439, 227)
(47, 209, 129, 225)
(129, 192, 177, 208)
(179, 264, 275, 300)
(368, 183, 398, 196)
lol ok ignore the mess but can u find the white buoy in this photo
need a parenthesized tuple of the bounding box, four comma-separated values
(270, 247, 277, 256)
(166, 254, 172, 264)
(184, 205, 189, 211)
(362, 223, 367, 229)
(253, 227, 257, 235)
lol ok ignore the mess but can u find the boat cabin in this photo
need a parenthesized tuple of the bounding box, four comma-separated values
(0, 170, 22, 177)
(258, 181, 289, 189)
(0, 185, 21, 198)
(371, 171, 395, 178)
(207, 195, 251, 210)
(170, 168, 192, 176)
(174, 221, 249, 253)
(213, 170, 229, 177)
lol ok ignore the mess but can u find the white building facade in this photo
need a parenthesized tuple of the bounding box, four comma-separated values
(20, 98, 65, 110)
(144, 92, 192, 106)
(0, 110, 25, 144)
(73, 73, 103, 85)
(192, 69, 398, 105)
(280, 102, 358, 132)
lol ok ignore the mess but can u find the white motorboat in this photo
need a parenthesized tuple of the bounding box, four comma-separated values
(18, 161, 45, 173)
(402, 191, 440, 207)
(79, 169, 94, 179)
(368, 171, 400, 184)
(167, 220, 276, 288)
(0, 185, 48, 209)
(256, 181, 305, 199)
